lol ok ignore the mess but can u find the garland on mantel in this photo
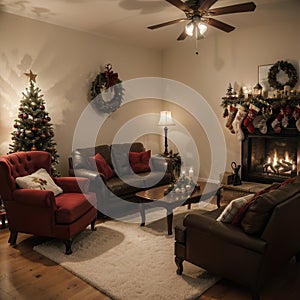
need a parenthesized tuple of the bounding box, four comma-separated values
(221, 83, 300, 140)
(221, 60, 300, 140)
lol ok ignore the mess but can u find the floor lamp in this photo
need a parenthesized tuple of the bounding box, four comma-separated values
(158, 111, 175, 156)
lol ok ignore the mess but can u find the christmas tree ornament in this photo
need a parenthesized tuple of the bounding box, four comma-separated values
(39, 105, 45, 110)
(24, 70, 37, 83)
(226, 105, 237, 134)
(232, 104, 246, 141)
(243, 104, 260, 133)
(23, 113, 28, 119)
(25, 130, 34, 137)
(31, 144, 37, 151)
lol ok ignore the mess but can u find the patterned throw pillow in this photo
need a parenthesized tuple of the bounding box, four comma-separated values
(129, 150, 151, 173)
(217, 194, 254, 223)
(16, 168, 63, 196)
(89, 153, 114, 180)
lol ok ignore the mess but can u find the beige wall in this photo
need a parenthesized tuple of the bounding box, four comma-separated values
(162, 19, 300, 179)
(2, 10, 300, 181)
(0, 12, 163, 175)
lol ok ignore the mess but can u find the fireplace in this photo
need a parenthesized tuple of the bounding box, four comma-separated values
(242, 129, 300, 183)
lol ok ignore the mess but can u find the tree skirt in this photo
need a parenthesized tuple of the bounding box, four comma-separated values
(34, 220, 219, 300)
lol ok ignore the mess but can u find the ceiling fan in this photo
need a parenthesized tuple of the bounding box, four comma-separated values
(148, 0, 256, 40)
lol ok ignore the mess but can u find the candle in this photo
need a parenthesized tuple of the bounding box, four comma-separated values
(189, 167, 194, 179)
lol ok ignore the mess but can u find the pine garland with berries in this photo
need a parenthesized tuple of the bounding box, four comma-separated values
(9, 70, 60, 176)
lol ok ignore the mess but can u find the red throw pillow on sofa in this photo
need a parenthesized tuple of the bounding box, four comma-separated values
(89, 153, 114, 180)
(129, 150, 151, 173)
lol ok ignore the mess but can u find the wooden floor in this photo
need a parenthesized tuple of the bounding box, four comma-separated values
(1, 221, 300, 300)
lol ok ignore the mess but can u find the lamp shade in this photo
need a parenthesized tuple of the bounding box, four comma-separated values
(158, 111, 175, 126)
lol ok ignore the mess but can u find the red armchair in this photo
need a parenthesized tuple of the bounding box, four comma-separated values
(0, 151, 97, 254)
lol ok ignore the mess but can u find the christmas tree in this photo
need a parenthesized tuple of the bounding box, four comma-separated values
(9, 70, 60, 176)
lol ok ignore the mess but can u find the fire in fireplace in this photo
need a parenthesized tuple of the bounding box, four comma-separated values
(263, 150, 296, 175)
(242, 129, 300, 183)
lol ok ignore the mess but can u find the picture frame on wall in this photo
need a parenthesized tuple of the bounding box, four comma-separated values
(258, 64, 273, 91)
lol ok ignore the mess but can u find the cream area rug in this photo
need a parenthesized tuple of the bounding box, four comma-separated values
(33, 214, 219, 300)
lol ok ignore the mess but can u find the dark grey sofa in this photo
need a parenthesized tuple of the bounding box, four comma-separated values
(69, 142, 172, 217)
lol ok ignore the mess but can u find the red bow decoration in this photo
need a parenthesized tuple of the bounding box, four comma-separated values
(104, 64, 119, 89)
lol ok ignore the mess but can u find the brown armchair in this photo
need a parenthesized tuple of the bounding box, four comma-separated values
(175, 177, 300, 300)
(0, 151, 98, 254)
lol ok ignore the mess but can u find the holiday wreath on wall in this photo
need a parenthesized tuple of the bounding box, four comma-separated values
(90, 64, 123, 113)
(268, 60, 298, 90)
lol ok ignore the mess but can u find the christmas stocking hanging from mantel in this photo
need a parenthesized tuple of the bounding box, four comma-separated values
(292, 105, 300, 132)
(226, 105, 237, 134)
(271, 107, 285, 133)
(243, 104, 260, 133)
(281, 106, 292, 128)
(232, 104, 247, 141)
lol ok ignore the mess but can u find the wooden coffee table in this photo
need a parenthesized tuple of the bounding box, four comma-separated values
(135, 181, 222, 235)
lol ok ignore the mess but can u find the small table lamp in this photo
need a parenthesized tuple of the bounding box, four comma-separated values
(158, 111, 175, 156)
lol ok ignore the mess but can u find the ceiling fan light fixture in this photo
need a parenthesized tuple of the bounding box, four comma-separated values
(198, 23, 207, 35)
(185, 21, 194, 36)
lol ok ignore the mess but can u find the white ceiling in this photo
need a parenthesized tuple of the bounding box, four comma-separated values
(0, 0, 299, 50)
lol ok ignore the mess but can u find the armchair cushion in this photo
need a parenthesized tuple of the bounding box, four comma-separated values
(88, 153, 114, 180)
(55, 192, 96, 224)
(54, 177, 90, 194)
(16, 168, 63, 196)
(129, 150, 151, 173)
(232, 177, 296, 226)
(241, 183, 300, 235)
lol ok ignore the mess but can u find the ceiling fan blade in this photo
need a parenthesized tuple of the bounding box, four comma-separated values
(205, 18, 235, 32)
(208, 2, 256, 16)
(148, 18, 187, 30)
(166, 0, 192, 13)
(198, 0, 218, 12)
(177, 30, 188, 41)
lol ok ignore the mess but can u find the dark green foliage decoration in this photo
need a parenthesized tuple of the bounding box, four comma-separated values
(268, 60, 298, 90)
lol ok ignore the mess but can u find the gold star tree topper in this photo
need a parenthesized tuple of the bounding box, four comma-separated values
(24, 70, 37, 83)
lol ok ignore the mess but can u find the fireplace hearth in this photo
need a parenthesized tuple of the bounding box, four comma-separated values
(242, 128, 300, 183)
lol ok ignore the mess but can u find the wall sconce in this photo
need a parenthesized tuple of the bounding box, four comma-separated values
(158, 111, 175, 156)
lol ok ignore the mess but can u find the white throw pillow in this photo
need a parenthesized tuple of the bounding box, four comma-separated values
(16, 168, 63, 196)
(217, 194, 254, 223)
